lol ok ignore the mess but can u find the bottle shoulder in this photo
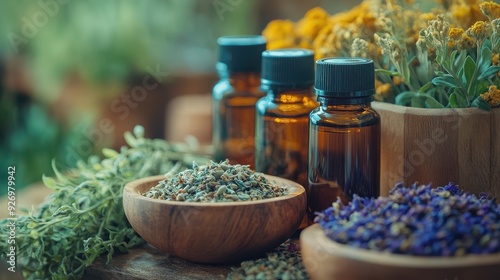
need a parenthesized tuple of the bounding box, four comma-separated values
(213, 80, 263, 100)
(310, 107, 380, 127)
(257, 95, 319, 117)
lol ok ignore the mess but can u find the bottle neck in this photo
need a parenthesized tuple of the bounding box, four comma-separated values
(218, 71, 261, 91)
(318, 96, 373, 111)
(265, 87, 314, 103)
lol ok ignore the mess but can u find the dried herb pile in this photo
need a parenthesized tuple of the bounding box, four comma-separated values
(227, 240, 308, 280)
(144, 159, 288, 202)
(316, 182, 500, 256)
(0, 126, 209, 279)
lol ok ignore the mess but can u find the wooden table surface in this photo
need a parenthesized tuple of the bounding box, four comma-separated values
(83, 244, 233, 280)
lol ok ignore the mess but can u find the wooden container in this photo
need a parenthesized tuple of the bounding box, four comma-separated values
(372, 102, 500, 198)
(123, 174, 306, 264)
(300, 224, 500, 280)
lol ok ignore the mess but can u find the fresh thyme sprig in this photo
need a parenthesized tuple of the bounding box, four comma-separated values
(0, 126, 210, 279)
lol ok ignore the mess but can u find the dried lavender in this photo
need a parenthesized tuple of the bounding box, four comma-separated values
(227, 240, 308, 280)
(316, 182, 500, 256)
(144, 159, 288, 202)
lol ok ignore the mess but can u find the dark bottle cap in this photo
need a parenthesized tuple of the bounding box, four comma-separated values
(261, 48, 315, 90)
(217, 35, 267, 73)
(315, 57, 375, 98)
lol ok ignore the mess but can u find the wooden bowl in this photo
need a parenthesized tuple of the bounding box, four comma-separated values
(123, 174, 306, 264)
(301, 224, 500, 280)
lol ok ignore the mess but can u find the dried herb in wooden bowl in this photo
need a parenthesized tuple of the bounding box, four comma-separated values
(144, 159, 288, 202)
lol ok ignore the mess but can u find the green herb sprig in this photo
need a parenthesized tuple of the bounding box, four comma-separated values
(0, 126, 210, 279)
(389, 15, 500, 110)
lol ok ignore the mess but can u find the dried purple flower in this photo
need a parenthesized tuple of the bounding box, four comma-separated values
(316, 182, 500, 256)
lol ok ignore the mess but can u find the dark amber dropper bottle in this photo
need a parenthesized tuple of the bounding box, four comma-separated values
(255, 48, 317, 189)
(308, 58, 380, 220)
(213, 36, 266, 168)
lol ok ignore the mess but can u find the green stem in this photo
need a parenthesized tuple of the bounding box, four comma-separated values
(466, 42, 483, 106)
(440, 59, 468, 104)
(97, 201, 113, 236)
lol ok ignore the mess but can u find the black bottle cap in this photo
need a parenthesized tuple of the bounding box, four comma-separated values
(315, 57, 375, 98)
(261, 48, 315, 90)
(217, 35, 267, 73)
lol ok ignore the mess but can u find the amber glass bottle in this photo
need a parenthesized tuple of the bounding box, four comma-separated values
(255, 49, 317, 189)
(213, 36, 266, 168)
(308, 58, 380, 220)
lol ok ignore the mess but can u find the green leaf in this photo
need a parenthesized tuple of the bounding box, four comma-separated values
(418, 81, 434, 93)
(133, 125, 145, 138)
(457, 68, 464, 84)
(102, 148, 119, 158)
(462, 56, 476, 87)
(52, 159, 70, 184)
(42, 175, 57, 189)
(424, 96, 445, 108)
(411, 96, 426, 108)
(449, 50, 458, 63)
(449, 93, 459, 108)
(123, 131, 137, 147)
(395, 91, 417, 105)
(375, 68, 402, 77)
(477, 44, 493, 73)
(492, 35, 500, 52)
(476, 80, 490, 96)
(483, 38, 492, 51)
(477, 66, 500, 80)
(456, 91, 469, 107)
(471, 96, 491, 111)
(453, 50, 468, 70)
(432, 75, 460, 88)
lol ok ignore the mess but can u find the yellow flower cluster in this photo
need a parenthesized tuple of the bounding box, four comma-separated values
(450, 0, 487, 29)
(480, 1, 500, 20)
(263, 3, 377, 60)
(262, 0, 500, 107)
(262, 0, 490, 59)
(481, 85, 500, 107)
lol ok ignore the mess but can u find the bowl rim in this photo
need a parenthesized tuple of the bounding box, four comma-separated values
(301, 224, 500, 268)
(124, 174, 305, 207)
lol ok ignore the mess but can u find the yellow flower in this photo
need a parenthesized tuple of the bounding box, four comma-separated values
(451, 3, 487, 29)
(330, 2, 370, 25)
(304, 6, 329, 19)
(262, 20, 296, 50)
(480, 85, 500, 107)
(466, 21, 492, 43)
(448, 27, 464, 40)
(357, 12, 378, 33)
(296, 7, 330, 41)
(313, 25, 336, 59)
(493, 53, 499, 65)
(419, 13, 436, 23)
(376, 83, 393, 98)
(447, 27, 463, 49)
(479, 1, 500, 20)
(393, 76, 405, 86)
(452, 6, 473, 27)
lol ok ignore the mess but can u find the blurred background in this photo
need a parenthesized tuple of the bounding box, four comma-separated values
(0, 0, 361, 194)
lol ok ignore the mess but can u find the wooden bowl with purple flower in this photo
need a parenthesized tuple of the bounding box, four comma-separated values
(300, 183, 500, 280)
(123, 174, 306, 264)
(301, 224, 500, 280)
